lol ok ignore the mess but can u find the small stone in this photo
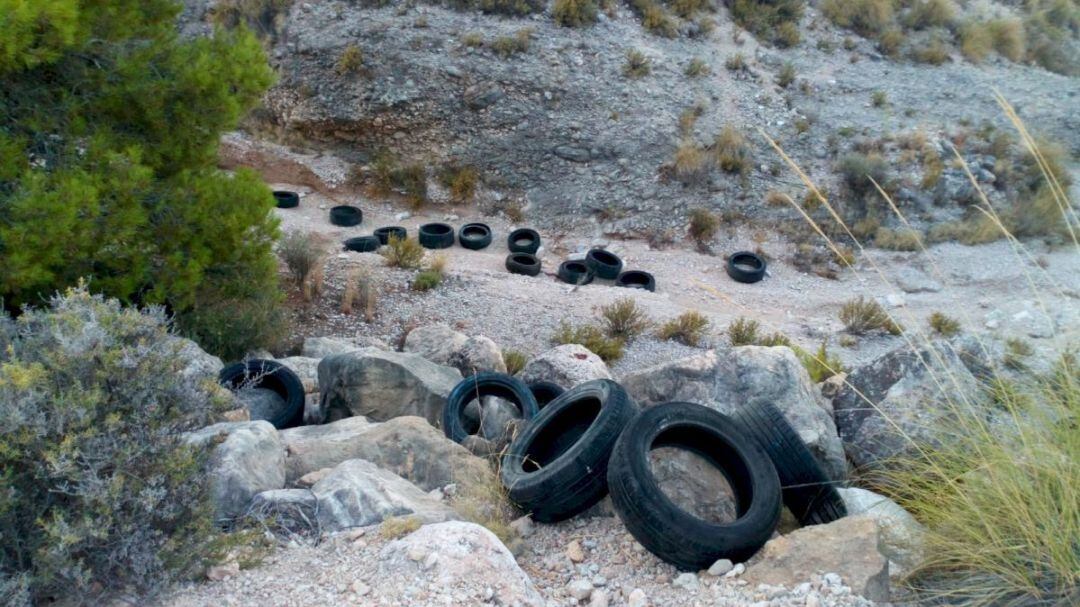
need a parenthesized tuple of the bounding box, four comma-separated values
(567, 579, 593, 601)
(707, 558, 734, 576)
(724, 563, 745, 578)
(423, 552, 439, 570)
(805, 595, 820, 607)
(590, 588, 610, 607)
(351, 581, 370, 596)
(407, 545, 427, 562)
(627, 588, 648, 607)
(672, 572, 698, 590)
(510, 515, 535, 538)
(566, 540, 585, 563)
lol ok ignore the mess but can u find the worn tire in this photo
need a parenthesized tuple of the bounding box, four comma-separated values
(528, 380, 566, 409)
(507, 228, 541, 254)
(273, 190, 300, 209)
(443, 372, 539, 444)
(557, 260, 594, 286)
(419, 223, 455, 249)
(219, 359, 305, 430)
(343, 236, 380, 253)
(329, 205, 362, 227)
(458, 223, 493, 250)
(506, 253, 541, 276)
(502, 379, 638, 522)
(726, 251, 766, 284)
(615, 270, 656, 292)
(374, 226, 407, 245)
(608, 402, 782, 569)
(730, 401, 847, 525)
(585, 248, 623, 280)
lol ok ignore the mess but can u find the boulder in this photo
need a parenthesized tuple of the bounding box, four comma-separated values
(650, 447, 737, 524)
(622, 347, 847, 480)
(311, 348, 462, 425)
(832, 342, 980, 470)
(302, 336, 362, 358)
(839, 487, 924, 572)
(248, 489, 318, 534)
(378, 522, 543, 606)
(280, 416, 494, 495)
(171, 336, 223, 381)
(311, 459, 457, 531)
(235, 388, 287, 423)
(276, 356, 320, 392)
(743, 515, 889, 602)
(448, 335, 507, 376)
(518, 344, 612, 388)
(404, 325, 506, 376)
(185, 421, 285, 521)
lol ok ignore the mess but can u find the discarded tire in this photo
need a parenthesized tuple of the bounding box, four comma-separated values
(528, 380, 565, 409)
(608, 402, 782, 569)
(459, 223, 493, 250)
(585, 248, 623, 280)
(730, 401, 847, 526)
(507, 228, 541, 254)
(419, 223, 455, 249)
(329, 205, 362, 227)
(273, 191, 299, 209)
(615, 270, 656, 292)
(506, 253, 541, 276)
(557, 260, 593, 286)
(502, 379, 639, 522)
(726, 251, 766, 284)
(343, 236, 380, 253)
(443, 372, 540, 444)
(218, 359, 305, 430)
(374, 226, 407, 245)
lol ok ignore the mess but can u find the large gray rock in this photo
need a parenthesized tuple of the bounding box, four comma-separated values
(311, 459, 457, 531)
(743, 515, 889, 602)
(280, 416, 494, 495)
(185, 421, 285, 521)
(832, 341, 980, 470)
(404, 325, 506, 376)
(378, 522, 543, 607)
(622, 347, 847, 480)
(302, 336, 362, 358)
(171, 336, 223, 381)
(838, 487, 924, 573)
(276, 356, 320, 393)
(448, 335, 507, 376)
(311, 347, 462, 425)
(518, 344, 612, 387)
(235, 388, 288, 423)
(249, 488, 318, 534)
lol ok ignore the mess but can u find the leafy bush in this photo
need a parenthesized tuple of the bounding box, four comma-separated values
(554, 0, 598, 27)
(928, 311, 960, 336)
(688, 208, 720, 247)
(657, 311, 711, 346)
(0, 1, 280, 359)
(727, 317, 761, 346)
(552, 322, 625, 362)
(599, 297, 653, 341)
(839, 296, 902, 335)
(381, 236, 426, 269)
(623, 49, 652, 78)
(0, 287, 233, 605)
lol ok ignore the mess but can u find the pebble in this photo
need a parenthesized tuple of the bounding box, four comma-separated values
(566, 540, 585, 563)
(590, 588, 610, 607)
(350, 581, 370, 596)
(707, 558, 734, 576)
(627, 588, 648, 607)
(724, 563, 746, 578)
(672, 572, 698, 590)
(567, 579, 593, 601)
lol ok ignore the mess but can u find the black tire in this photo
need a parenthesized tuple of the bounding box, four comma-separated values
(506, 253, 541, 276)
(218, 359, 305, 430)
(557, 260, 594, 286)
(585, 248, 623, 280)
(343, 236, 380, 253)
(273, 191, 300, 209)
(615, 270, 656, 292)
(730, 401, 847, 526)
(419, 223, 455, 249)
(459, 223, 493, 250)
(528, 381, 566, 409)
(607, 402, 782, 569)
(726, 251, 766, 284)
(443, 372, 540, 444)
(374, 226, 407, 245)
(507, 228, 541, 254)
(502, 379, 639, 522)
(329, 205, 363, 227)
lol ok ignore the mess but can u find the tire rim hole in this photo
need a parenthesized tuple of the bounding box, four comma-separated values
(521, 397, 602, 472)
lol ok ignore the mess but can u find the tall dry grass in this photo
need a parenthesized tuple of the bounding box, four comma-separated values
(754, 90, 1078, 605)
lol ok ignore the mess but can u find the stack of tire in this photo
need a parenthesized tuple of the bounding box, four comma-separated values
(557, 248, 657, 292)
(444, 373, 846, 569)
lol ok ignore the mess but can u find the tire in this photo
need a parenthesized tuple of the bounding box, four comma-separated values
(419, 223, 455, 249)
(374, 226, 407, 245)
(585, 248, 623, 280)
(219, 359, 305, 430)
(329, 205, 363, 227)
(726, 251, 766, 284)
(443, 372, 540, 444)
(730, 401, 847, 526)
(615, 270, 656, 292)
(501, 379, 639, 522)
(273, 191, 299, 209)
(528, 380, 565, 409)
(506, 253, 541, 276)
(607, 402, 782, 570)
(343, 236, 380, 253)
(507, 228, 541, 254)
(459, 223, 493, 250)
(557, 260, 594, 286)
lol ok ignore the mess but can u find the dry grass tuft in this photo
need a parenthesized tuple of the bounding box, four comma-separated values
(381, 235, 425, 269)
(336, 44, 363, 75)
(379, 515, 422, 540)
(928, 311, 960, 336)
(657, 311, 711, 346)
(341, 268, 379, 322)
(727, 316, 761, 346)
(711, 126, 752, 176)
(687, 208, 720, 248)
(279, 230, 325, 288)
(502, 350, 527, 375)
(599, 297, 652, 341)
(552, 322, 624, 362)
(623, 49, 651, 78)
(839, 296, 902, 335)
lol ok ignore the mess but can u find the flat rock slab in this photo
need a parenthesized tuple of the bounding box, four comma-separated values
(312, 459, 457, 532)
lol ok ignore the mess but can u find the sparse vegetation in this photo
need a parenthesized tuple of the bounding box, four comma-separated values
(673, 140, 710, 184)
(373, 152, 429, 209)
(278, 230, 325, 287)
(728, 0, 805, 47)
(687, 208, 720, 248)
(336, 44, 363, 75)
(490, 28, 533, 57)
(796, 342, 845, 382)
(341, 268, 379, 322)
(552, 321, 625, 362)
(439, 164, 481, 201)
(712, 125, 753, 176)
(599, 297, 653, 340)
(379, 516, 422, 539)
(777, 62, 796, 88)
(381, 236, 426, 269)
(1003, 337, 1034, 370)
(623, 49, 652, 78)
(821, 0, 895, 37)
(657, 311, 711, 346)
(838, 152, 890, 198)
(872, 90, 888, 107)
(874, 227, 923, 251)
(928, 311, 960, 336)
(904, 0, 955, 31)
(412, 270, 443, 291)
(912, 33, 951, 65)
(685, 57, 710, 77)
(725, 52, 748, 72)
(727, 317, 761, 346)
(554, 0, 598, 27)
(462, 32, 485, 47)
(839, 296, 902, 335)
(503, 350, 528, 375)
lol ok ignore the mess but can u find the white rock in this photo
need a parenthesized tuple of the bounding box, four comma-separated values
(627, 588, 648, 607)
(567, 579, 593, 601)
(707, 559, 734, 576)
(672, 572, 698, 590)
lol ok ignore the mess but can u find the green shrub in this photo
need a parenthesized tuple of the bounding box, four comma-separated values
(821, 0, 894, 36)
(553, 0, 598, 27)
(795, 342, 845, 382)
(599, 297, 652, 341)
(839, 295, 902, 335)
(727, 317, 761, 346)
(0, 286, 235, 605)
(381, 235, 426, 269)
(0, 0, 280, 359)
(838, 152, 889, 197)
(928, 311, 961, 336)
(412, 270, 443, 291)
(503, 350, 528, 375)
(552, 322, 625, 362)
(623, 49, 652, 78)
(336, 44, 363, 74)
(490, 28, 533, 57)
(176, 281, 287, 362)
(728, 0, 804, 46)
(657, 311, 711, 346)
